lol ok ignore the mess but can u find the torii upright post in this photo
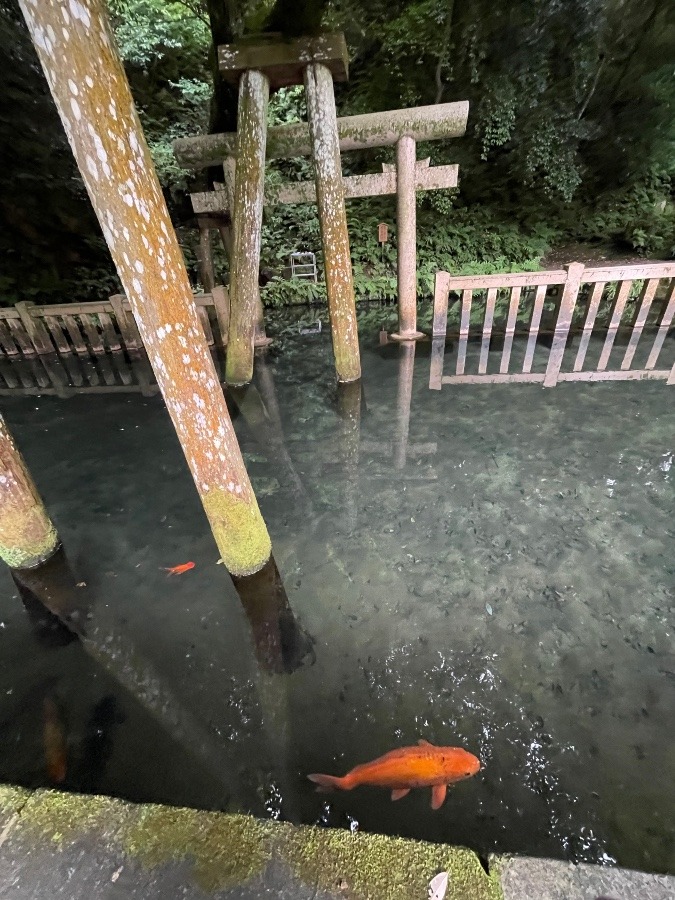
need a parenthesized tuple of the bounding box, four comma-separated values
(305, 61, 361, 382)
(391, 136, 424, 341)
(226, 69, 269, 386)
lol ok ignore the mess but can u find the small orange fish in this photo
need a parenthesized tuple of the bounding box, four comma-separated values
(43, 696, 67, 784)
(163, 561, 195, 576)
(308, 739, 480, 809)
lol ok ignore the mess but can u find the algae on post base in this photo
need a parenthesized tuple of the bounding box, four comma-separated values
(202, 485, 271, 576)
(0, 414, 59, 569)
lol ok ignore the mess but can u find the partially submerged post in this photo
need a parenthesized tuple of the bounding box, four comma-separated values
(19, 0, 271, 576)
(0, 414, 59, 568)
(222, 61, 270, 385)
(305, 60, 360, 383)
(391, 136, 424, 341)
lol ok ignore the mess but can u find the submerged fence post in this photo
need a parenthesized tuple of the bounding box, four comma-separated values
(226, 69, 270, 385)
(19, 0, 271, 576)
(391, 136, 424, 341)
(305, 63, 361, 383)
(0, 414, 59, 568)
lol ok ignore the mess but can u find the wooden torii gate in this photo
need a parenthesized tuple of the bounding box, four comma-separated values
(175, 38, 469, 379)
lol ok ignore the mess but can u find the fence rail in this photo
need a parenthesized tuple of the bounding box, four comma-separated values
(0, 287, 230, 358)
(430, 261, 675, 390)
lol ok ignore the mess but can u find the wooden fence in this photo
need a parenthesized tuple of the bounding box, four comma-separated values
(0, 287, 230, 358)
(430, 261, 675, 389)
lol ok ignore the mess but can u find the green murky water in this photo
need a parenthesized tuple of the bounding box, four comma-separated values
(0, 324, 673, 873)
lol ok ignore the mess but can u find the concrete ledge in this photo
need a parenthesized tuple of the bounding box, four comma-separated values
(0, 787, 673, 900)
(499, 856, 675, 900)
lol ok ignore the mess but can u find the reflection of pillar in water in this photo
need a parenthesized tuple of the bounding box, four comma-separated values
(231, 555, 314, 823)
(231, 555, 315, 676)
(336, 380, 362, 532)
(429, 336, 445, 391)
(394, 341, 416, 470)
(41, 353, 72, 398)
(12, 548, 241, 807)
(0, 413, 59, 568)
(230, 377, 313, 516)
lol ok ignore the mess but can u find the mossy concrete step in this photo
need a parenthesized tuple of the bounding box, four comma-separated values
(0, 786, 672, 900)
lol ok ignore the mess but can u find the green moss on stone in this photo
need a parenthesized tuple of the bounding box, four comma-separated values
(281, 825, 503, 900)
(0, 785, 32, 819)
(123, 807, 269, 892)
(202, 486, 271, 576)
(19, 791, 129, 846)
(7, 789, 503, 900)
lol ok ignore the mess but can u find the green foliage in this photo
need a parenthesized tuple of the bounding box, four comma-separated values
(109, 0, 212, 194)
(261, 200, 553, 306)
(571, 168, 675, 258)
(2, 0, 673, 309)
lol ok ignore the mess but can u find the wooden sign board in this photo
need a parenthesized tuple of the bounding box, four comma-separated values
(378, 223, 389, 243)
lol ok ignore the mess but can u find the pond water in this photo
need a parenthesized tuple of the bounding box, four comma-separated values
(0, 326, 673, 875)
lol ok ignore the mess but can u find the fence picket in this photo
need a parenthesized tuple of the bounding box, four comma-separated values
(456, 289, 472, 375)
(523, 285, 547, 374)
(478, 288, 498, 374)
(573, 282, 606, 371)
(597, 280, 632, 371)
(621, 279, 659, 370)
(500, 286, 521, 374)
(645, 282, 675, 370)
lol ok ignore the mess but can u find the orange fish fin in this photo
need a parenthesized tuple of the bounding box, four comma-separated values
(431, 784, 447, 810)
(391, 788, 410, 801)
(418, 739, 434, 747)
(307, 773, 345, 792)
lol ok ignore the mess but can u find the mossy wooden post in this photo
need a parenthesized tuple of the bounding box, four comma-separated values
(391, 136, 424, 341)
(197, 218, 215, 293)
(305, 63, 361, 383)
(0, 414, 59, 569)
(225, 70, 269, 385)
(19, 0, 271, 576)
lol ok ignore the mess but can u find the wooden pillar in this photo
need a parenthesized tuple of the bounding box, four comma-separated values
(304, 63, 361, 383)
(19, 0, 271, 576)
(226, 70, 270, 386)
(0, 413, 59, 568)
(391, 136, 424, 341)
(197, 219, 215, 292)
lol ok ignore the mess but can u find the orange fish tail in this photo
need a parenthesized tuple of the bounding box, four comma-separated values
(307, 773, 353, 792)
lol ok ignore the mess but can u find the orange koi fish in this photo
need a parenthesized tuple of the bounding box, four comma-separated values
(163, 561, 195, 576)
(43, 696, 67, 784)
(308, 739, 480, 809)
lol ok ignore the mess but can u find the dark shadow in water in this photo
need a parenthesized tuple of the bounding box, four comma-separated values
(232, 555, 315, 675)
(77, 695, 125, 794)
(11, 548, 239, 806)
